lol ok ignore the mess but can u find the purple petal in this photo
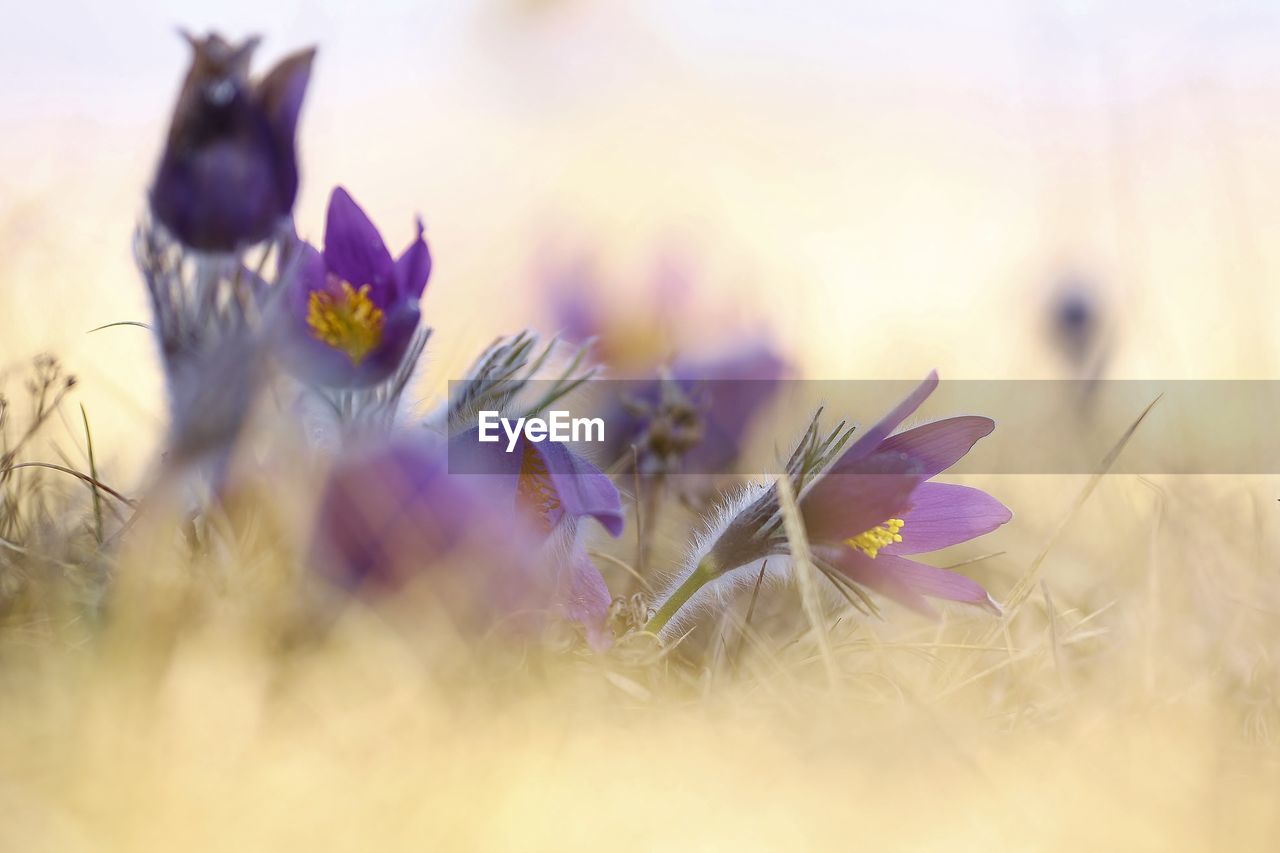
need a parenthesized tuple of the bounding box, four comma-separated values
(323, 187, 395, 297)
(883, 482, 1012, 555)
(151, 138, 279, 251)
(671, 342, 787, 386)
(255, 47, 315, 144)
(800, 451, 924, 544)
(447, 428, 521, 479)
(312, 439, 575, 634)
(348, 302, 421, 385)
(825, 549, 997, 616)
(822, 547, 935, 617)
(556, 545, 614, 651)
(535, 441, 625, 538)
(875, 416, 994, 479)
(887, 556, 999, 611)
(830, 371, 939, 471)
(449, 436, 624, 539)
(276, 237, 423, 388)
(314, 440, 507, 587)
(547, 261, 604, 345)
(394, 217, 432, 300)
(284, 237, 326, 317)
(671, 344, 787, 472)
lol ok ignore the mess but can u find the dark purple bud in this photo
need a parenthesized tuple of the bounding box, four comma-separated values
(151, 32, 315, 252)
(1049, 275, 1103, 367)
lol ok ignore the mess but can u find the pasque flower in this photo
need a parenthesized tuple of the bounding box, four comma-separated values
(451, 432, 625, 647)
(647, 372, 1011, 637)
(545, 257, 786, 476)
(600, 344, 786, 477)
(152, 32, 314, 252)
(313, 439, 552, 630)
(280, 186, 432, 388)
(316, 430, 623, 647)
(799, 372, 1010, 617)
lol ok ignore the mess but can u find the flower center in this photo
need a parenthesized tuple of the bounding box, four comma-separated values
(516, 442, 561, 534)
(306, 282, 385, 365)
(846, 518, 905, 559)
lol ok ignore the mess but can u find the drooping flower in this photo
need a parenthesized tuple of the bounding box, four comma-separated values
(450, 431, 624, 648)
(647, 372, 1011, 637)
(151, 32, 314, 252)
(279, 186, 432, 388)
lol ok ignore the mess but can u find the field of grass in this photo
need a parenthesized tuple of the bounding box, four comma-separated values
(1, 353, 1277, 850)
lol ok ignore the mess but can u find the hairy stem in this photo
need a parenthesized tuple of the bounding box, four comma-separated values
(645, 557, 717, 636)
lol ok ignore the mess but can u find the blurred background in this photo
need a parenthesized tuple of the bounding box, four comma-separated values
(4, 4, 1280, 850)
(5, 0, 1280, 476)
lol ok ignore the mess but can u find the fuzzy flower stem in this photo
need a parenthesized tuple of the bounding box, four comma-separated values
(645, 556, 718, 636)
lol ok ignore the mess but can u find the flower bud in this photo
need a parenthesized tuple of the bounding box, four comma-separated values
(151, 32, 315, 252)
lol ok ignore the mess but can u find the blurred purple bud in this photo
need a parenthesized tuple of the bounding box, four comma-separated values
(151, 32, 315, 252)
(1049, 275, 1105, 370)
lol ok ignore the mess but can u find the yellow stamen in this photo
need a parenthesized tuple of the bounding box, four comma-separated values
(846, 518, 905, 559)
(306, 282, 385, 365)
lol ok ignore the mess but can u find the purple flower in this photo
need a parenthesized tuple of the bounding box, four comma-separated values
(451, 432, 624, 647)
(648, 373, 1010, 635)
(316, 431, 623, 647)
(516, 439, 624, 649)
(543, 253, 694, 373)
(315, 441, 506, 589)
(671, 345, 787, 472)
(280, 187, 432, 388)
(151, 33, 314, 252)
(313, 438, 614, 637)
(597, 343, 787, 477)
(1047, 274, 1111, 388)
(800, 372, 1011, 615)
(541, 256, 786, 476)
(313, 438, 592, 638)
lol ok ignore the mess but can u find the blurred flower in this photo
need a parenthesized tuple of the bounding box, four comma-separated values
(152, 32, 314, 252)
(509, 438, 625, 539)
(546, 254, 689, 373)
(648, 372, 1010, 637)
(451, 432, 624, 647)
(604, 344, 787, 477)
(135, 218, 272, 487)
(1053, 286, 1095, 360)
(279, 186, 432, 389)
(317, 420, 622, 646)
(1047, 273, 1110, 381)
(312, 438, 551, 630)
(544, 256, 786, 476)
(515, 438, 624, 647)
(545, 251, 747, 373)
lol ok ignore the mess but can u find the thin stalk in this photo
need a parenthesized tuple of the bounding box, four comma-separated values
(80, 404, 103, 544)
(645, 557, 717, 636)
